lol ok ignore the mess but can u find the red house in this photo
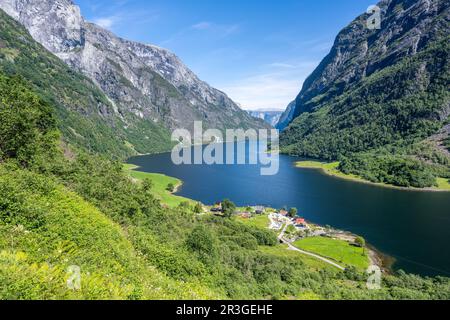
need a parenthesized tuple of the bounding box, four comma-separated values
(295, 218, 306, 226)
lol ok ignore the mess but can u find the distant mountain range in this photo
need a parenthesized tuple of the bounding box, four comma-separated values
(0, 0, 267, 158)
(247, 109, 283, 127)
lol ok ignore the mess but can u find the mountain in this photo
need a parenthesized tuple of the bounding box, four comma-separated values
(276, 101, 296, 130)
(247, 109, 283, 127)
(2, 1, 450, 300)
(0, 8, 172, 159)
(0, 0, 266, 157)
(280, 0, 450, 188)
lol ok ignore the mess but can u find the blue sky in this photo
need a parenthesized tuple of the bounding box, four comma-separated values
(74, 0, 376, 110)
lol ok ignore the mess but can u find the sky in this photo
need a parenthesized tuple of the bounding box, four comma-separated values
(74, 0, 377, 111)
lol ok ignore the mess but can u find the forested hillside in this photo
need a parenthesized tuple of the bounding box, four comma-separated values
(280, 0, 450, 188)
(1, 72, 450, 299)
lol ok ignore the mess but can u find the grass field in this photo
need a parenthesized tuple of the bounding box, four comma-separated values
(235, 214, 270, 229)
(296, 161, 450, 192)
(296, 161, 369, 183)
(436, 178, 450, 191)
(259, 245, 338, 272)
(293, 237, 369, 270)
(123, 164, 194, 207)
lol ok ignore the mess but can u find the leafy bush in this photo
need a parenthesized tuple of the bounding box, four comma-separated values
(0, 74, 58, 166)
(339, 153, 438, 188)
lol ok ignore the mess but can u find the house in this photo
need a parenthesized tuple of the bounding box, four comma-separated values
(279, 210, 288, 216)
(295, 218, 306, 226)
(239, 212, 252, 219)
(210, 206, 222, 213)
(252, 206, 265, 215)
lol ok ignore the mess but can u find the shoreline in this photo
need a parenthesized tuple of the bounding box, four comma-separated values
(295, 161, 450, 193)
(321, 228, 390, 273)
(124, 163, 190, 207)
(125, 162, 391, 273)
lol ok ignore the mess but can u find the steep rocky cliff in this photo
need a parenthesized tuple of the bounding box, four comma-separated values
(0, 0, 266, 139)
(275, 101, 296, 130)
(279, 0, 449, 188)
(0, 8, 172, 158)
(289, 0, 449, 120)
(281, 0, 449, 156)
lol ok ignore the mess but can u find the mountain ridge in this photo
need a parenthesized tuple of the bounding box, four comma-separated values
(279, 0, 450, 188)
(0, 0, 267, 151)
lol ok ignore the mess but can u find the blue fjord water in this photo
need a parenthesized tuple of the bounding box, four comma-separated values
(128, 142, 450, 277)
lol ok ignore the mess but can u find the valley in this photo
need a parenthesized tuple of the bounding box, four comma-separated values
(0, 0, 449, 302)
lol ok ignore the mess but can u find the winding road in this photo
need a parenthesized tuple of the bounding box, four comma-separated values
(275, 218, 346, 271)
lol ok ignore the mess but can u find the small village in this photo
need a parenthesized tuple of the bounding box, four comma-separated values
(209, 203, 335, 243)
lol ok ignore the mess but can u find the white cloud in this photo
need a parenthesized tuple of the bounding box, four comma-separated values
(266, 62, 296, 69)
(191, 22, 240, 36)
(93, 17, 117, 29)
(219, 61, 318, 111)
(90, 9, 159, 31)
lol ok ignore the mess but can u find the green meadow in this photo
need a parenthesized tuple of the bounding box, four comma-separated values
(296, 161, 450, 192)
(123, 164, 194, 207)
(293, 237, 370, 270)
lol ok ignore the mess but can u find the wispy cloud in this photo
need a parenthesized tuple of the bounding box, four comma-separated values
(86, 0, 160, 32)
(161, 21, 240, 47)
(219, 61, 318, 111)
(266, 62, 297, 69)
(190, 21, 240, 36)
(93, 16, 119, 29)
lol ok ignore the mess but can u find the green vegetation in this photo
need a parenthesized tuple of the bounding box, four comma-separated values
(236, 214, 270, 229)
(281, 36, 450, 188)
(124, 164, 192, 207)
(294, 237, 370, 270)
(221, 199, 237, 218)
(166, 183, 175, 193)
(258, 245, 337, 272)
(339, 153, 439, 189)
(0, 167, 215, 300)
(0, 74, 58, 166)
(1, 24, 450, 300)
(436, 178, 450, 190)
(297, 160, 450, 191)
(288, 208, 298, 218)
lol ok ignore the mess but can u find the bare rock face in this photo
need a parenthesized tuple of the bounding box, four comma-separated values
(247, 110, 283, 127)
(2, 0, 84, 53)
(0, 0, 265, 132)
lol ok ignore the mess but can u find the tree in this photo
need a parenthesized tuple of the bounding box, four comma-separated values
(221, 199, 236, 218)
(288, 208, 298, 218)
(166, 183, 175, 192)
(142, 178, 154, 192)
(355, 236, 366, 255)
(286, 225, 297, 236)
(186, 225, 218, 264)
(193, 202, 203, 214)
(0, 75, 57, 166)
